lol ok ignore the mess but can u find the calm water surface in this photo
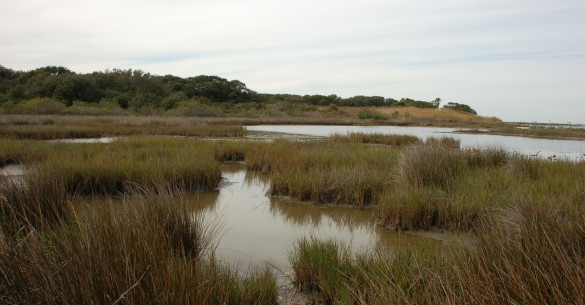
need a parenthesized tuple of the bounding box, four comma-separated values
(194, 167, 434, 277)
(246, 125, 585, 160)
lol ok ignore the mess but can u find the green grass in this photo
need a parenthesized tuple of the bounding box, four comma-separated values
(0, 115, 245, 139)
(329, 132, 422, 146)
(235, 140, 396, 206)
(0, 179, 277, 305)
(289, 237, 353, 303)
(40, 137, 221, 195)
(0, 138, 49, 165)
(291, 200, 585, 304)
(378, 144, 585, 230)
(3, 131, 585, 304)
(358, 108, 389, 120)
(289, 237, 448, 305)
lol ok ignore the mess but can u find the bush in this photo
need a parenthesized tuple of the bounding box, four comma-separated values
(358, 108, 388, 120)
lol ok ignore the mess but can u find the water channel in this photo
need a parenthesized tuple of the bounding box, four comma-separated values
(246, 125, 585, 160)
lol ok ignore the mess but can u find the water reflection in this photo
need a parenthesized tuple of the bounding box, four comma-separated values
(51, 137, 117, 144)
(246, 125, 585, 160)
(0, 164, 27, 185)
(268, 196, 372, 230)
(0, 164, 26, 176)
(194, 167, 436, 274)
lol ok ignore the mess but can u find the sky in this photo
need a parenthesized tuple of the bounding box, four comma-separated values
(2, 0, 585, 123)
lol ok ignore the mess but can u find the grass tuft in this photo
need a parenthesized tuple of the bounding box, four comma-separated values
(330, 132, 422, 146)
(0, 183, 277, 305)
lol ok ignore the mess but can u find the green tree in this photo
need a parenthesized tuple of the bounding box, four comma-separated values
(443, 102, 477, 114)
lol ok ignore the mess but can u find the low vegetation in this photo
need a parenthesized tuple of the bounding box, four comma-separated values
(1, 124, 583, 304)
(209, 135, 585, 233)
(459, 124, 585, 140)
(329, 132, 422, 146)
(0, 115, 244, 139)
(0, 171, 277, 305)
(376, 106, 500, 125)
(290, 201, 585, 305)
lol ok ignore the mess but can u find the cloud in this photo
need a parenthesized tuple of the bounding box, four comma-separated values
(1, 0, 584, 123)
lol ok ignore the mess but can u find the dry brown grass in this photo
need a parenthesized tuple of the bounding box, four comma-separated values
(0, 172, 278, 305)
(377, 107, 502, 125)
(0, 115, 244, 139)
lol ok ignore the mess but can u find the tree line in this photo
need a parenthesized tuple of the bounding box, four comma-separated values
(0, 65, 476, 114)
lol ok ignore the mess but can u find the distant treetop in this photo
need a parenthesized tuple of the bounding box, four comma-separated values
(0, 65, 478, 114)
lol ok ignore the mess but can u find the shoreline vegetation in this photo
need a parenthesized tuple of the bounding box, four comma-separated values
(1, 65, 583, 303)
(2, 132, 584, 304)
(456, 125, 585, 141)
(2, 65, 584, 140)
(1, 113, 584, 141)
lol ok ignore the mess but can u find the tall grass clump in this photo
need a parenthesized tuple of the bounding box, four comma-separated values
(0, 184, 278, 305)
(0, 169, 69, 235)
(506, 154, 541, 179)
(424, 136, 461, 148)
(213, 140, 247, 162)
(290, 237, 449, 305)
(293, 199, 585, 304)
(0, 138, 49, 165)
(41, 137, 222, 195)
(376, 187, 455, 230)
(251, 140, 396, 206)
(450, 201, 585, 304)
(382, 145, 514, 230)
(397, 144, 464, 190)
(290, 237, 352, 303)
(270, 166, 390, 206)
(329, 132, 422, 146)
(461, 146, 509, 168)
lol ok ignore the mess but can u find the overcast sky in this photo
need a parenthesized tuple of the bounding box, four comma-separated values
(2, 0, 584, 123)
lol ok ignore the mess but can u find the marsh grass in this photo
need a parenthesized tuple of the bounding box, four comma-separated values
(0, 138, 49, 165)
(245, 140, 396, 205)
(0, 169, 69, 234)
(2, 128, 585, 304)
(329, 132, 422, 146)
(0, 115, 245, 139)
(270, 166, 390, 206)
(461, 125, 585, 140)
(449, 201, 585, 305)
(0, 180, 278, 305)
(292, 201, 585, 304)
(397, 144, 464, 189)
(506, 153, 541, 179)
(41, 137, 221, 195)
(289, 237, 352, 303)
(424, 136, 461, 148)
(376, 187, 451, 230)
(290, 237, 448, 305)
(213, 141, 247, 162)
(378, 143, 585, 230)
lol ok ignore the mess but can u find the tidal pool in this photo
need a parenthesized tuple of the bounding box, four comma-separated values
(194, 166, 437, 280)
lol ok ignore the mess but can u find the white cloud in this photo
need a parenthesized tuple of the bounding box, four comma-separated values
(1, 0, 584, 123)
